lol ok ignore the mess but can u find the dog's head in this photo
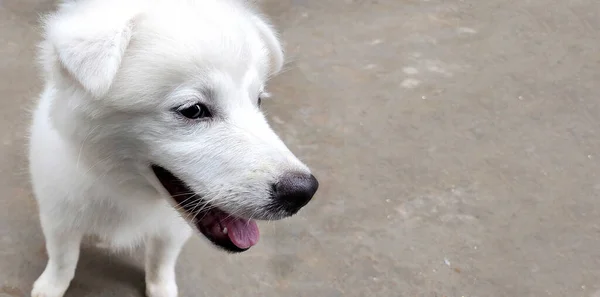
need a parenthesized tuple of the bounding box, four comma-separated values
(40, 0, 318, 252)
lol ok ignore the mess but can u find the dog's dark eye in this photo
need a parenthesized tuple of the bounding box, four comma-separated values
(178, 104, 211, 119)
(257, 96, 262, 107)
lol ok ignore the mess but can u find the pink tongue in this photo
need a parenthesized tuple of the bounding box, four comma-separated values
(225, 218, 259, 249)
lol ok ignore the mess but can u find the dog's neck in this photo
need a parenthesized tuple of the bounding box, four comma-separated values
(47, 84, 157, 195)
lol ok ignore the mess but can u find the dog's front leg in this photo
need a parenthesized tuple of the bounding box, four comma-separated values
(31, 223, 82, 297)
(145, 225, 191, 297)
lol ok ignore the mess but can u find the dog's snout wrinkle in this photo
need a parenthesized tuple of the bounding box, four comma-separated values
(271, 172, 318, 214)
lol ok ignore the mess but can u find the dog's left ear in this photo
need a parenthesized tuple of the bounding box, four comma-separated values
(40, 3, 137, 98)
(250, 15, 284, 76)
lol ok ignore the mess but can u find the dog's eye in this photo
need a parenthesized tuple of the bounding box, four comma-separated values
(257, 96, 262, 107)
(178, 104, 211, 119)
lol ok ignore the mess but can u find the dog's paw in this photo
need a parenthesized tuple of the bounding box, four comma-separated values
(31, 275, 69, 297)
(146, 281, 178, 297)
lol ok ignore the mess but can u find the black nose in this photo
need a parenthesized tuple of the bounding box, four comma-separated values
(272, 172, 319, 214)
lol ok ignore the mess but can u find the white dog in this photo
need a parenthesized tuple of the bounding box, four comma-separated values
(28, 0, 319, 296)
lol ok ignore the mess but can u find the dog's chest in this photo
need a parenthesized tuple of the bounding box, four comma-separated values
(81, 191, 181, 247)
(57, 172, 180, 246)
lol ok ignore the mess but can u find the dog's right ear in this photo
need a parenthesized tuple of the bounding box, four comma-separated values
(40, 3, 137, 98)
(250, 15, 284, 76)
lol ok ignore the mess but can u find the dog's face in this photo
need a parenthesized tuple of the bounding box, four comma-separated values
(41, 0, 318, 252)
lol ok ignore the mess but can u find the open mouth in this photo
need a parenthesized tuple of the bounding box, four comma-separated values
(151, 165, 259, 253)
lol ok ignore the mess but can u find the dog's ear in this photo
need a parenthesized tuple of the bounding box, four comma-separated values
(250, 15, 284, 76)
(40, 3, 137, 98)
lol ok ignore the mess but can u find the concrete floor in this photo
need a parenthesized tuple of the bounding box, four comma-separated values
(1, 0, 600, 296)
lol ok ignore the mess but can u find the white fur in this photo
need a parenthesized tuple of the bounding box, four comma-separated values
(29, 0, 311, 296)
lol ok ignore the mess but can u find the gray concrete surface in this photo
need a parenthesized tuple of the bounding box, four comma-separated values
(1, 0, 600, 296)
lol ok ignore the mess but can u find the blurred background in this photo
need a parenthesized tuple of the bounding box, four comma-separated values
(1, 0, 600, 296)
